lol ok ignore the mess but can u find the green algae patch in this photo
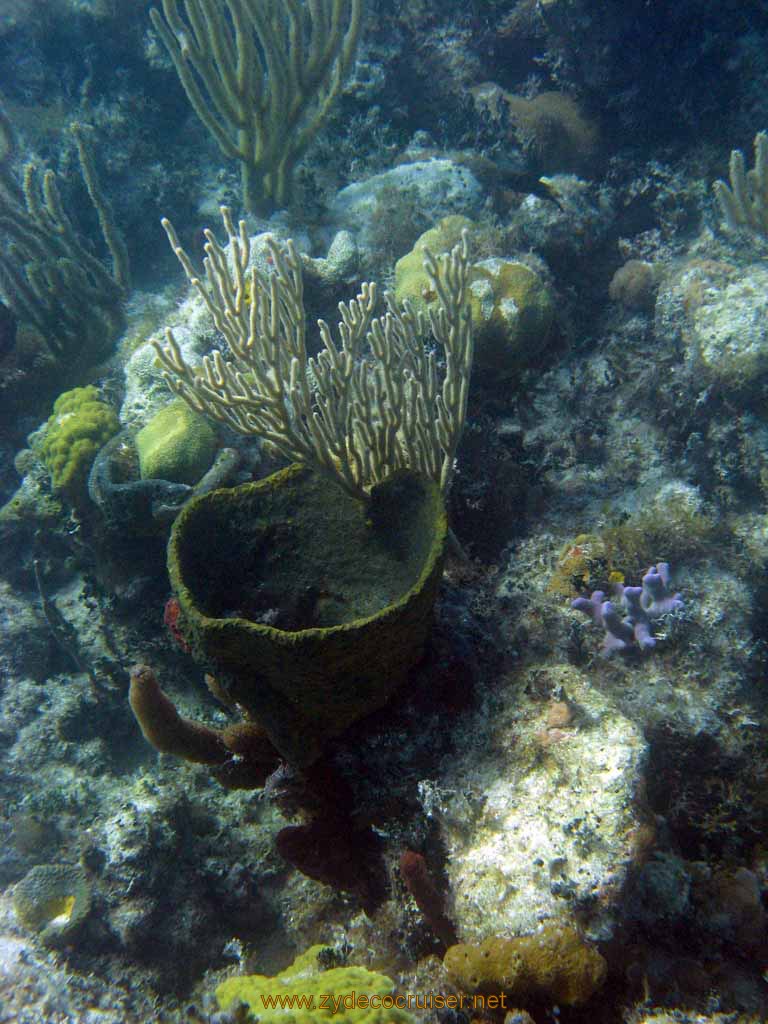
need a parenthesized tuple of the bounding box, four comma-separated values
(216, 944, 414, 1023)
(168, 465, 446, 766)
(13, 864, 91, 948)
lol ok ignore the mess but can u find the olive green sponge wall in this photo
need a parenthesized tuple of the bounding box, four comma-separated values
(168, 465, 447, 766)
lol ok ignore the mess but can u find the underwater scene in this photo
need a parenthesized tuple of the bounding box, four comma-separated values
(2, 0, 768, 1021)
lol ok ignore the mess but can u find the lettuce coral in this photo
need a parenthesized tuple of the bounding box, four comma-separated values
(216, 944, 414, 1023)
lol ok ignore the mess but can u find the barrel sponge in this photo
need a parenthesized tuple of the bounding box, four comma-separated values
(216, 943, 415, 1023)
(135, 398, 217, 485)
(444, 925, 607, 1007)
(12, 863, 91, 947)
(38, 385, 119, 496)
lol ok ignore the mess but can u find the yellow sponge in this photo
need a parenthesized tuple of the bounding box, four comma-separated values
(216, 945, 414, 1023)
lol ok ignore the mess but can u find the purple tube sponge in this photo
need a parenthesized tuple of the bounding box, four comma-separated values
(641, 563, 684, 617)
(571, 563, 683, 656)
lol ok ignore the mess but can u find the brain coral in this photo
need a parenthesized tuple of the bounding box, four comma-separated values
(135, 398, 217, 484)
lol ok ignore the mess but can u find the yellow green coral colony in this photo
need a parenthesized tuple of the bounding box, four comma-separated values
(216, 944, 415, 1023)
(38, 385, 119, 497)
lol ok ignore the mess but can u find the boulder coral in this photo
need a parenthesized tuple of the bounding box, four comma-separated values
(467, 257, 555, 377)
(395, 219, 555, 379)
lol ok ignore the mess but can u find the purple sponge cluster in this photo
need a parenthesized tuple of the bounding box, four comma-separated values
(571, 563, 684, 655)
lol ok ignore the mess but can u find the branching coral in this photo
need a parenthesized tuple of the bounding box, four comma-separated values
(153, 208, 472, 501)
(150, 0, 363, 213)
(713, 130, 768, 237)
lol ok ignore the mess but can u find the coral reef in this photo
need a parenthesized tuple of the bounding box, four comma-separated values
(2, 3, 768, 1022)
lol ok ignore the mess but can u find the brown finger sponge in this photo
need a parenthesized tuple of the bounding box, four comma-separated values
(129, 663, 227, 765)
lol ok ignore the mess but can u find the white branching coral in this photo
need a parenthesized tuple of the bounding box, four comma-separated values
(153, 207, 473, 500)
